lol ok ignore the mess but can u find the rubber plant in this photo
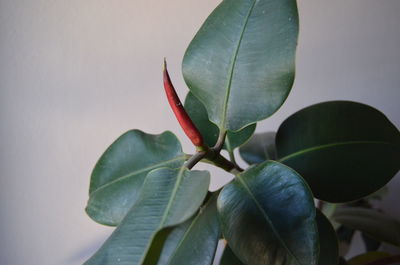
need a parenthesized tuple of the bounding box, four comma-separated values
(84, 0, 400, 264)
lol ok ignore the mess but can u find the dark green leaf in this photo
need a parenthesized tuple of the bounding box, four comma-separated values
(156, 193, 220, 265)
(239, 132, 277, 164)
(276, 101, 400, 202)
(182, 0, 299, 131)
(347, 252, 391, 265)
(84, 167, 210, 265)
(184, 92, 255, 151)
(217, 161, 318, 265)
(86, 130, 186, 226)
(316, 210, 339, 265)
(333, 207, 400, 246)
(220, 245, 244, 265)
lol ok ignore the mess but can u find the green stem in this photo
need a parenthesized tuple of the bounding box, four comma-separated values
(228, 150, 242, 171)
(213, 130, 227, 153)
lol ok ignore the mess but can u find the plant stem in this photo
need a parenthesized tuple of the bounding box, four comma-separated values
(213, 130, 227, 153)
(184, 148, 243, 174)
(228, 150, 242, 171)
(185, 151, 207, 170)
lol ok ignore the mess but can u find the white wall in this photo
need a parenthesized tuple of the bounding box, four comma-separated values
(0, 1, 399, 264)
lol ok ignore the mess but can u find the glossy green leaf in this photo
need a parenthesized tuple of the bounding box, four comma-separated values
(348, 252, 390, 265)
(220, 245, 244, 265)
(316, 210, 339, 265)
(184, 92, 255, 151)
(276, 101, 400, 202)
(182, 0, 299, 131)
(333, 207, 400, 246)
(217, 161, 318, 265)
(84, 167, 210, 265)
(155, 193, 220, 265)
(86, 130, 186, 226)
(239, 132, 277, 164)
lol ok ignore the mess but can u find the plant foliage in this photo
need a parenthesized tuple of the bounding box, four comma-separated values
(84, 0, 400, 264)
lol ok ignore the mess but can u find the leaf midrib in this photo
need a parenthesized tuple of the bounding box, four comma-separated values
(138, 167, 187, 265)
(90, 155, 186, 195)
(236, 174, 302, 265)
(278, 141, 396, 163)
(221, 0, 257, 130)
(166, 195, 216, 264)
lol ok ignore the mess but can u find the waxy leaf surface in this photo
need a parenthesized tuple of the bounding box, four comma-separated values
(333, 207, 400, 247)
(152, 193, 220, 265)
(86, 130, 185, 226)
(184, 92, 255, 151)
(217, 161, 318, 265)
(276, 101, 400, 202)
(239, 132, 277, 164)
(84, 167, 210, 265)
(183, 0, 298, 131)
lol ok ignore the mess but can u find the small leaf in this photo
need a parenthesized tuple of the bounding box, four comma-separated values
(347, 252, 391, 265)
(239, 132, 277, 164)
(86, 130, 185, 226)
(316, 210, 339, 265)
(84, 167, 210, 265)
(183, 0, 299, 131)
(184, 92, 255, 151)
(217, 161, 318, 265)
(276, 101, 400, 203)
(333, 207, 400, 246)
(220, 245, 244, 265)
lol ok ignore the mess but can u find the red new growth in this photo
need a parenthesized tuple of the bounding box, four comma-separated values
(163, 59, 204, 147)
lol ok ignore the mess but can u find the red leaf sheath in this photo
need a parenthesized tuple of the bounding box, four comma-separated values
(163, 60, 204, 147)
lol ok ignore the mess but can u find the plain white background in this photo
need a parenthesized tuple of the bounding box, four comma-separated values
(1, 0, 399, 264)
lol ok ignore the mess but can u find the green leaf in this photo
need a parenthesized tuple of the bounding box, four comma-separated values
(84, 167, 210, 265)
(86, 130, 186, 226)
(276, 101, 400, 203)
(182, 0, 299, 131)
(316, 210, 339, 265)
(154, 193, 220, 265)
(333, 207, 400, 246)
(184, 92, 255, 151)
(220, 245, 245, 265)
(217, 161, 318, 265)
(347, 252, 391, 265)
(239, 132, 277, 164)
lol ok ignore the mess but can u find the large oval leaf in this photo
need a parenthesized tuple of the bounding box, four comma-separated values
(276, 101, 400, 202)
(182, 0, 299, 131)
(332, 207, 400, 247)
(184, 92, 255, 151)
(217, 161, 318, 265)
(84, 167, 210, 265)
(86, 130, 186, 226)
(316, 210, 339, 265)
(239, 132, 277, 164)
